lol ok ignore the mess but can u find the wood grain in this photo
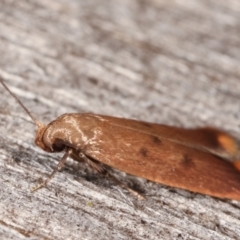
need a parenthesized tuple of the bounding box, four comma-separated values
(0, 0, 240, 239)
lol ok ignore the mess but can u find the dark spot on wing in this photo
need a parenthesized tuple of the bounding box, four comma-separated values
(181, 154, 194, 168)
(139, 147, 148, 157)
(151, 136, 161, 145)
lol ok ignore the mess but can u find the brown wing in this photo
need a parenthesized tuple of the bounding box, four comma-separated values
(93, 115, 240, 162)
(84, 116, 240, 200)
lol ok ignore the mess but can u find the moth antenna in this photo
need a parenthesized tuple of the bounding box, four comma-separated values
(0, 77, 42, 128)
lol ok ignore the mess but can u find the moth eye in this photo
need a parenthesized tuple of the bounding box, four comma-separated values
(52, 142, 65, 152)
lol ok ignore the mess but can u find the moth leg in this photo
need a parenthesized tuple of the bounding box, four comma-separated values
(31, 148, 71, 192)
(83, 155, 144, 199)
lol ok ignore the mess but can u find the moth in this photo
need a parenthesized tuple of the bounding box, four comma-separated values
(1, 78, 240, 200)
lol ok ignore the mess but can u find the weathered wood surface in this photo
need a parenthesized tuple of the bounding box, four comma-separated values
(0, 0, 240, 239)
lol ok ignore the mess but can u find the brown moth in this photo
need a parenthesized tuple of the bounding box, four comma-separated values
(1, 78, 240, 200)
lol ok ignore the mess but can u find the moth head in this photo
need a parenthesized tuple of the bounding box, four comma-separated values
(35, 124, 66, 153)
(34, 123, 52, 152)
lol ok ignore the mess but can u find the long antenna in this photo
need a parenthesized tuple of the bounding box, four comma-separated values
(0, 77, 42, 128)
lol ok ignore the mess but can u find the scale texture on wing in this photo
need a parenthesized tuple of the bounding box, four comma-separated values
(93, 115, 240, 162)
(84, 114, 240, 200)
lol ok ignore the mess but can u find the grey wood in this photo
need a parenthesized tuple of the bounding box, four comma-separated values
(0, 0, 240, 239)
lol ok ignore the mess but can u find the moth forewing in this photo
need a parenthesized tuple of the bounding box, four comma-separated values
(93, 115, 240, 162)
(83, 114, 240, 200)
